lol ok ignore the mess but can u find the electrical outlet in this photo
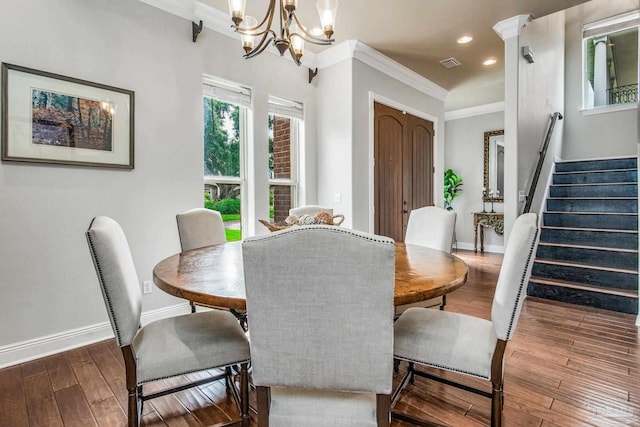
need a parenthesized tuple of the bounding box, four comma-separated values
(333, 193, 341, 203)
(143, 280, 153, 294)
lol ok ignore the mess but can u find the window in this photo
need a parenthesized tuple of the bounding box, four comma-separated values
(583, 10, 638, 110)
(268, 96, 302, 223)
(202, 77, 250, 241)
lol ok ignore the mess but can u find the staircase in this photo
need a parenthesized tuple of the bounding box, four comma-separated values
(527, 157, 639, 315)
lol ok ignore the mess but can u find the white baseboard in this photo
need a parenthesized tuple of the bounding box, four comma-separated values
(0, 303, 191, 369)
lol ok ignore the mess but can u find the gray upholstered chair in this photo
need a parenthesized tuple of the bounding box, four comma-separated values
(392, 213, 539, 427)
(397, 205, 457, 313)
(288, 204, 333, 217)
(176, 208, 227, 312)
(176, 207, 227, 251)
(86, 216, 250, 427)
(242, 225, 396, 426)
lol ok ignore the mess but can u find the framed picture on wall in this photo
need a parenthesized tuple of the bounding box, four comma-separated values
(1, 63, 134, 168)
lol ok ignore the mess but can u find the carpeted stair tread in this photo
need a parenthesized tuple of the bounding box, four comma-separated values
(537, 242, 638, 254)
(534, 258, 637, 275)
(529, 277, 638, 298)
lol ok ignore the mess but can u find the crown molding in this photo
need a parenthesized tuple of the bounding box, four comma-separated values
(445, 101, 505, 121)
(138, 0, 445, 99)
(316, 40, 448, 101)
(493, 14, 532, 40)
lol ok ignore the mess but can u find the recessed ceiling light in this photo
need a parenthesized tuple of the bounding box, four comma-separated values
(457, 35, 473, 44)
(483, 58, 497, 66)
(310, 27, 323, 36)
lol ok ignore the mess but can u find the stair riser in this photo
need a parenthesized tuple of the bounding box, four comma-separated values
(540, 228, 638, 250)
(553, 170, 637, 185)
(547, 198, 638, 213)
(555, 158, 637, 173)
(527, 282, 638, 315)
(532, 263, 637, 291)
(550, 184, 637, 198)
(536, 245, 638, 270)
(543, 213, 638, 230)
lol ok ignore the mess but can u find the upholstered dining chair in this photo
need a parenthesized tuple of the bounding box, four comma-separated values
(392, 212, 539, 427)
(288, 204, 333, 217)
(242, 225, 396, 426)
(176, 207, 227, 251)
(86, 216, 250, 427)
(397, 205, 457, 313)
(176, 207, 227, 312)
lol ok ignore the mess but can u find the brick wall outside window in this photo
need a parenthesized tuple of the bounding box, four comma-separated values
(273, 116, 292, 222)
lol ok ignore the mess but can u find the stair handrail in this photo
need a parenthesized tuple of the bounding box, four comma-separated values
(523, 112, 563, 214)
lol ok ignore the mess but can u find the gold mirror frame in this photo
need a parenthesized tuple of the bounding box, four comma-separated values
(483, 129, 504, 203)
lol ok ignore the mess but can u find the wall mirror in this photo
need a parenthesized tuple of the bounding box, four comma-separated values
(483, 129, 504, 203)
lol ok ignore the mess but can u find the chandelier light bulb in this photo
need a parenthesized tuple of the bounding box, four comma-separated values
(239, 16, 258, 53)
(227, 0, 246, 25)
(316, 0, 338, 38)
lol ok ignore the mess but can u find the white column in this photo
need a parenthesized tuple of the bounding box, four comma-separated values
(493, 15, 531, 243)
(593, 36, 608, 106)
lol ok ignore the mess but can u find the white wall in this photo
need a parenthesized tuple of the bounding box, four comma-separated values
(316, 59, 354, 227)
(0, 0, 315, 358)
(445, 111, 505, 252)
(563, 0, 638, 160)
(518, 12, 566, 217)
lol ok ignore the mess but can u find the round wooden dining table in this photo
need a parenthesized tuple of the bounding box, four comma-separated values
(153, 241, 468, 310)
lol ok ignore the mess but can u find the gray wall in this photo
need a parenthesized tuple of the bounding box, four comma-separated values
(563, 0, 638, 159)
(0, 0, 315, 350)
(518, 12, 566, 217)
(445, 111, 505, 251)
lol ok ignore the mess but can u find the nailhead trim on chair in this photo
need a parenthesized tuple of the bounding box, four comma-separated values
(86, 218, 125, 347)
(504, 224, 539, 341)
(394, 355, 490, 380)
(140, 357, 252, 384)
(248, 224, 396, 245)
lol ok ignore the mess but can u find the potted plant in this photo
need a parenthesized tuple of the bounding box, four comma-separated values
(444, 169, 463, 211)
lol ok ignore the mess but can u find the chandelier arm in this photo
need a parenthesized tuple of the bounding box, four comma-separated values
(244, 30, 277, 59)
(290, 14, 335, 44)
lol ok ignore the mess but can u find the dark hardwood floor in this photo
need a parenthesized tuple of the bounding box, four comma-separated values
(1, 250, 639, 426)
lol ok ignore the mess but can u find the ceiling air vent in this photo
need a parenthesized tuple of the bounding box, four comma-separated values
(439, 57, 462, 68)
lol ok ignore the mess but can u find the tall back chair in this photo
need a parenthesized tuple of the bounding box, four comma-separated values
(176, 207, 227, 252)
(87, 216, 250, 427)
(392, 213, 539, 427)
(405, 205, 456, 251)
(242, 226, 396, 426)
(399, 206, 457, 312)
(176, 208, 227, 313)
(288, 204, 333, 217)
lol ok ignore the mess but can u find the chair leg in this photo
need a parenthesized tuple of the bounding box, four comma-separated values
(256, 386, 270, 427)
(440, 294, 447, 310)
(491, 380, 503, 427)
(239, 363, 250, 427)
(377, 394, 391, 427)
(190, 301, 196, 313)
(127, 384, 139, 427)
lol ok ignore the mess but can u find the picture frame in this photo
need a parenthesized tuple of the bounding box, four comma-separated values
(1, 63, 134, 168)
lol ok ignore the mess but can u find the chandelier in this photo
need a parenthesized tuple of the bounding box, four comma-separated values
(227, 0, 339, 65)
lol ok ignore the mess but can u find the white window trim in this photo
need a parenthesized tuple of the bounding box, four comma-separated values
(581, 10, 639, 110)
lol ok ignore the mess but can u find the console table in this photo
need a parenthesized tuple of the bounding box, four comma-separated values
(473, 212, 504, 253)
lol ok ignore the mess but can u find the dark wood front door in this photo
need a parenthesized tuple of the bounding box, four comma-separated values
(374, 102, 434, 242)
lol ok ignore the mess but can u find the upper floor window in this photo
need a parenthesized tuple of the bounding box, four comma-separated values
(583, 10, 638, 110)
